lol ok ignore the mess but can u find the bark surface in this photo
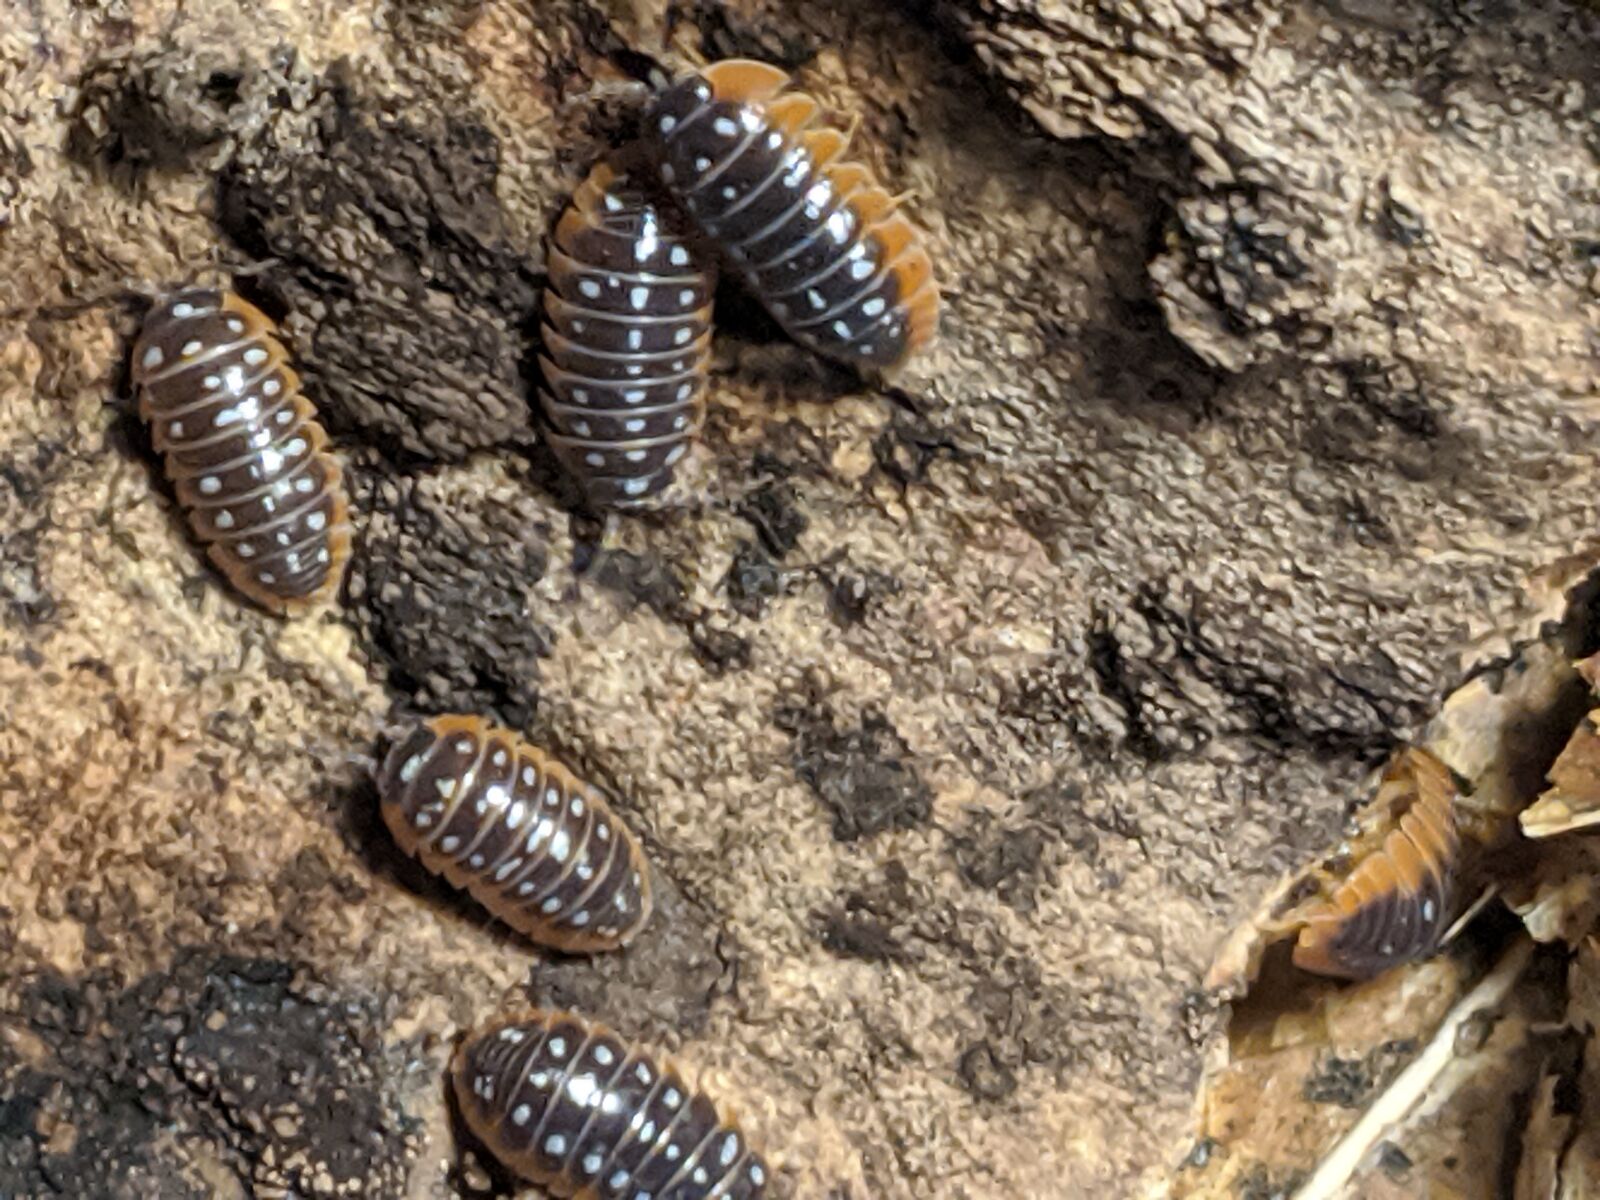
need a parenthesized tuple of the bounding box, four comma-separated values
(0, 0, 1595, 1196)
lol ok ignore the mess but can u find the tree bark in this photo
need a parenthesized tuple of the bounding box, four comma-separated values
(0, 0, 1595, 1195)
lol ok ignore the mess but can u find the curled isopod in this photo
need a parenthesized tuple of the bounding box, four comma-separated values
(1293, 746, 1461, 980)
(376, 715, 652, 952)
(645, 58, 939, 372)
(538, 153, 715, 508)
(129, 288, 351, 613)
(454, 1009, 770, 1198)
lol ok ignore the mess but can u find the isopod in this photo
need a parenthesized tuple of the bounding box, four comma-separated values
(645, 58, 938, 371)
(129, 288, 351, 613)
(454, 1009, 770, 1198)
(1293, 746, 1460, 981)
(376, 715, 652, 952)
(539, 153, 715, 507)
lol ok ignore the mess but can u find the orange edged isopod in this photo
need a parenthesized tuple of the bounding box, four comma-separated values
(1292, 746, 1460, 981)
(129, 288, 351, 614)
(645, 58, 938, 373)
(376, 715, 652, 952)
(539, 152, 715, 508)
(454, 1010, 770, 1198)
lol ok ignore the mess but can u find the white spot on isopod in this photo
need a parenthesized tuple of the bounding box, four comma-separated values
(181, 340, 203, 357)
(198, 476, 221, 495)
(630, 286, 649, 309)
(142, 347, 165, 369)
(670, 246, 690, 266)
(215, 510, 234, 529)
(493, 858, 522, 881)
(579, 280, 602, 299)
(243, 347, 268, 365)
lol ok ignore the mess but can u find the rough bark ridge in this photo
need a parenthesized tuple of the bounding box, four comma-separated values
(0, 0, 1595, 1197)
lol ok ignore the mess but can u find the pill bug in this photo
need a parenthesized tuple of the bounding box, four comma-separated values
(129, 288, 351, 614)
(454, 1010, 770, 1199)
(645, 58, 938, 372)
(376, 715, 652, 952)
(539, 153, 715, 508)
(1292, 747, 1460, 981)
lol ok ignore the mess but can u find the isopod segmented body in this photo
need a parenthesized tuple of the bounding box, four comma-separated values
(130, 288, 351, 613)
(376, 715, 652, 952)
(645, 59, 938, 372)
(454, 1010, 770, 1199)
(539, 155, 715, 508)
(1293, 747, 1460, 981)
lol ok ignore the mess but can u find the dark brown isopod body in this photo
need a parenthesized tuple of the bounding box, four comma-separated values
(645, 59, 938, 372)
(539, 155, 715, 508)
(376, 715, 651, 953)
(130, 288, 351, 613)
(454, 1009, 770, 1199)
(1293, 747, 1460, 981)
